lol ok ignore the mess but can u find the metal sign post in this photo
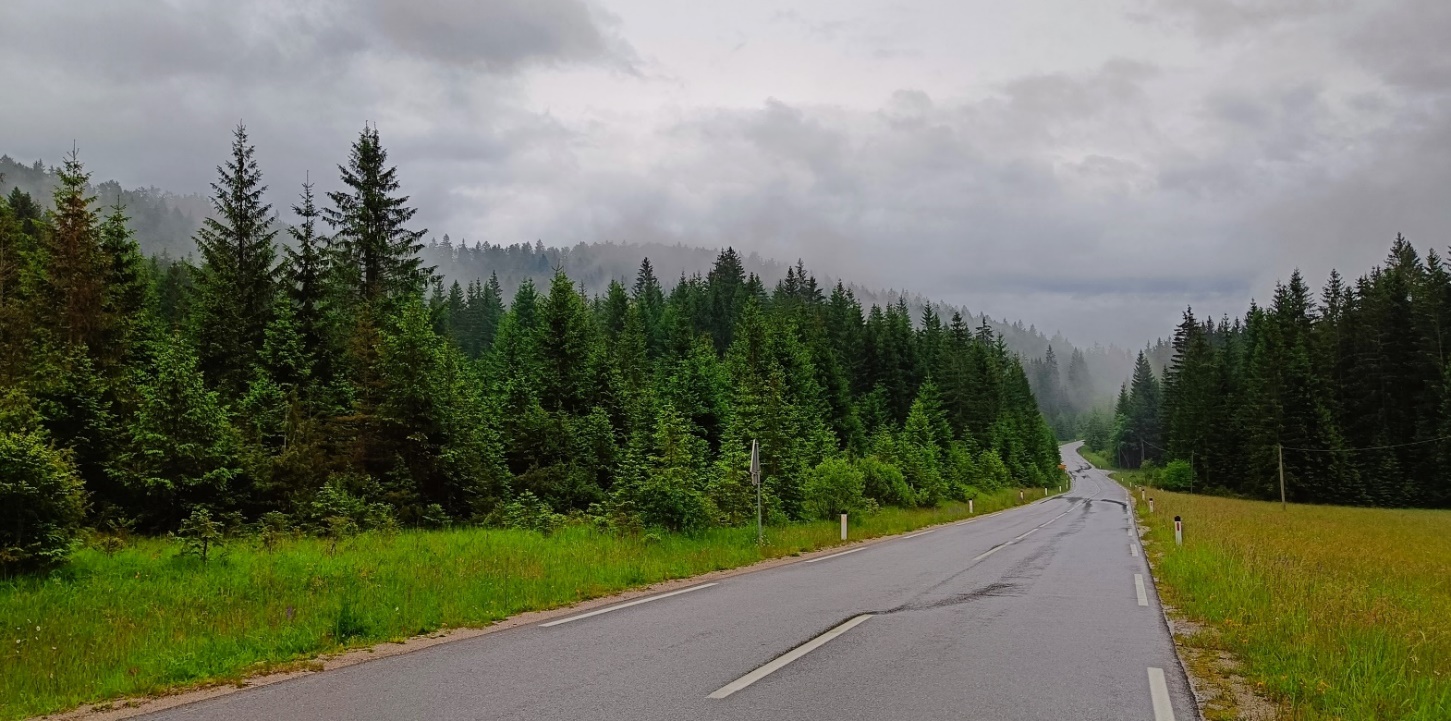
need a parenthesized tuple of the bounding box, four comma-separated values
(751, 440, 762, 546)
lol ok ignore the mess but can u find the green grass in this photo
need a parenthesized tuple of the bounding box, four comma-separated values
(1116, 479, 1451, 719)
(1077, 447, 1113, 470)
(0, 486, 1055, 719)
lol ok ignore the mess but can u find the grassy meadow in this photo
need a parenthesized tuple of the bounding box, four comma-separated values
(1118, 471, 1451, 719)
(0, 486, 1054, 719)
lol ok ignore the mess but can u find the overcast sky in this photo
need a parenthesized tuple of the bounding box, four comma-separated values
(3, 0, 1448, 348)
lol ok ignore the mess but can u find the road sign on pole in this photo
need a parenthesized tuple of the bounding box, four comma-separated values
(751, 440, 762, 545)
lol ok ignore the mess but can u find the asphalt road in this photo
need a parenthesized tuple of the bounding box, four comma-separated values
(144, 442, 1197, 720)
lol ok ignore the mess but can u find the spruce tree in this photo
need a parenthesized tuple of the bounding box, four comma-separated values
(117, 333, 241, 529)
(41, 150, 108, 350)
(324, 125, 432, 304)
(282, 178, 329, 366)
(97, 200, 151, 370)
(193, 124, 279, 394)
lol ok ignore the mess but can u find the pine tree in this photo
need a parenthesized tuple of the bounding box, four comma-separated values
(97, 200, 151, 362)
(40, 150, 108, 350)
(323, 125, 432, 304)
(633, 258, 667, 357)
(193, 124, 279, 394)
(0, 190, 42, 382)
(282, 178, 329, 367)
(117, 333, 242, 529)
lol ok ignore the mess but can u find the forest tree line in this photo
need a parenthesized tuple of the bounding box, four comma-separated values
(1097, 237, 1451, 508)
(1, 154, 1139, 417)
(0, 124, 1062, 572)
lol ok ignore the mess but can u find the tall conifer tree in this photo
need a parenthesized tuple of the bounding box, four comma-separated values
(193, 124, 278, 394)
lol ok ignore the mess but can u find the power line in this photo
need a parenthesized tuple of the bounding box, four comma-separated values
(1281, 435, 1451, 453)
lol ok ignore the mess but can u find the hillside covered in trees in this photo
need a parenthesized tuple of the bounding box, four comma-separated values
(1, 154, 1134, 424)
(1101, 237, 1451, 508)
(0, 125, 1063, 573)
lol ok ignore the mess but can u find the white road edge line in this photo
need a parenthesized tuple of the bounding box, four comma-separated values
(1134, 574, 1149, 606)
(804, 546, 867, 564)
(900, 529, 937, 540)
(1130, 543, 1139, 558)
(539, 583, 718, 627)
(1148, 667, 1177, 721)
(708, 615, 874, 699)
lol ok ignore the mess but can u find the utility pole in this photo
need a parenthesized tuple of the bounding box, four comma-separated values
(1189, 449, 1195, 494)
(1278, 443, 1286, 510)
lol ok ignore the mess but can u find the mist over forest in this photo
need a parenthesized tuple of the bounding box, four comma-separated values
(1, 151, 1136, 417)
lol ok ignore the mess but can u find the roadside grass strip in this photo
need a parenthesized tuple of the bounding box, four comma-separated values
(1106, 466, 1451, 719)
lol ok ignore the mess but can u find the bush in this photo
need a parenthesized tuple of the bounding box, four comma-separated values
(976, 450, 1011, 490)
(297, 474, 396, 534)
(0, 431, 85, 573)
(803, 457, 867, 520)
(176, 507, 223, 565)
(1161, 460, 1194, 491)
(502, 490, 564, 533)
(944, 442, 979, 501)
(637, 471, 713, 533)
(857, 455, 914, 508)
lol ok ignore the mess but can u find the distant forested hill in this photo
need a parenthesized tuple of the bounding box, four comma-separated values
(0, 154, 209, 260)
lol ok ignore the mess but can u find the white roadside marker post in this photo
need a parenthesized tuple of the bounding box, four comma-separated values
(968, 499, 974, 514)
(1174, 515, 1182, 546)
(840, 513, 848, 541)
(1148, 497, 1155, 513)
(751, 440, 762, 546)
(1019, 489, 1024, 500)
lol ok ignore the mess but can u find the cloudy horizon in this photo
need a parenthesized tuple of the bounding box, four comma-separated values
(3, 0, 1448, 348)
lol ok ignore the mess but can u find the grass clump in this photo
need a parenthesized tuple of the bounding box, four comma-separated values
(0, 485, 1050, 719)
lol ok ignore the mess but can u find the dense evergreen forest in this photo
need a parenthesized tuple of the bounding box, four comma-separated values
(1099, 238, 1451, 508)
(0, 155, 1136, 418)
(0, 125, 1062, 573)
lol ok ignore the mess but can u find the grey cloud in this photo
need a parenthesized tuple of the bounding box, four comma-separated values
(1345, 0, 1451, 93)
(0, 0, 632, 85)
(1138, 0, 1346, 41)
(369, 0, 636, 71)
(998, 59, 1157, 120)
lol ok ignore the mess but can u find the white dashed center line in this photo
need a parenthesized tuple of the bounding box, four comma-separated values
(708, 615, 874, 699)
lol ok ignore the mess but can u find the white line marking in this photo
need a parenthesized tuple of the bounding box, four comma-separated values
(1130, 543, 1139, 557)
(900, 529, 937, 540)
(708, 615, 874, 699)
(1148, 667, 1177, 721)
(972, 543, 1008, 561)
(1134, 574, 1149, 606)
(1015, 528, 1038, 541)
(540, 583, 718, 627)
(804, 547, 867, 563)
